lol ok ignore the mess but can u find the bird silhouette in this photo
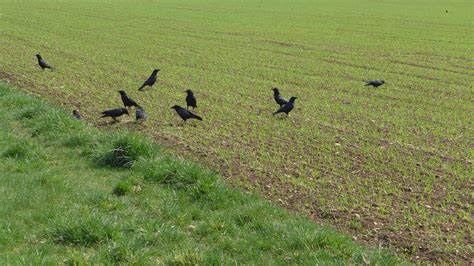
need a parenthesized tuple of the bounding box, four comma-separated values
(119, 90, 139, 108)
(100, 108, 129, 121)
(272, 87, 288, 106)
(72, 110, 82, 120)
(364, 80, 385, 88)
(185, 89, 197, 109)
(35, 54, 53, 70)
(171, 105, 202, 122)
(138, 69, 160, 91)
(136, 107, 148, 122)
(273, 97, 297, 116)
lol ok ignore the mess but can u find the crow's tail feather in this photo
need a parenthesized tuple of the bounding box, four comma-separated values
(193, 114, 203, 121)
(43, 64, 54, 71)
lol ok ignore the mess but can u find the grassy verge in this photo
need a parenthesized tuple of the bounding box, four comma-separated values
(0, 83, 402, 264)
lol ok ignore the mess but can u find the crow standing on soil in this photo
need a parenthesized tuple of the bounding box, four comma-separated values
(185, 89, 197, 109)
(136, 107, 148, 122)
(72, 110, 82, 120)
(100, 108, 129, 121)
(35, 54, 53, 70)
(272, 97, 297, 116)
(119, 90, 139, 108)
(364, 80, 385, 88)
(171, 105, 202, 122)
(272, 87, 288, 107)
(138, 69, 160, 91)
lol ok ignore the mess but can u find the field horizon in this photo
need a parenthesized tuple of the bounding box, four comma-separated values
(1, 0, 472, 263)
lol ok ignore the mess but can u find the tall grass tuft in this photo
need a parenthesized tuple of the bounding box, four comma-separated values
(139, 156, 218, 199)
(47, 218, 118, 247)
(2, 139, 36, 159)
(93, 134, 155, 168)
(113, 180, 133, 196)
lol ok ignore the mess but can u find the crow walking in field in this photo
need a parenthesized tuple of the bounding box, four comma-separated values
(272, 87, 288, 107)
(364, 80, 385, 88)
(72, 110, 82, 120)
(272, 97, 297, 116)
(35, 54, 53, 70)
(119, 90, 139, 108)
(138, 69, 160, 91)
(136, 107, 148, 122)
(185, 89, 197, 109)
(100, 108, 129, 121)
(171, 105, 202, 122)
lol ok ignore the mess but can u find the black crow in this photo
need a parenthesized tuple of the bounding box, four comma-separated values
(185, 89, 197, 109)
(272, 87, 288, 106)
(138, 69, 160, 91)
(72, 110, 82, 120)
(136, 107, 148, 122)
(119, 90, 139, 108)
(171, 105, 202, 121)
(272, 97, 297, 116)
(100, 108, 129, 121)
(35, 54, 53, 70)
(364, 80, 385, 87)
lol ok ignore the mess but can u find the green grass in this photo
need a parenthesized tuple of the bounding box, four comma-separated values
(0, 83, 402, 264)
(0, 0, 472, 263)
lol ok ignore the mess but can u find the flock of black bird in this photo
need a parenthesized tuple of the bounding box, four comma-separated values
(35, 53, 386, 124)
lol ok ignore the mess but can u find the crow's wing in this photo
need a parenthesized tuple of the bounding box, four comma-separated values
(125, 96, 139, 107)
(273, 103, 293, 115)
(186, 95, 197, 107)
(39, 58, 52, 69)
(101, 109, 121, 117)
(276, 95, 288, 105)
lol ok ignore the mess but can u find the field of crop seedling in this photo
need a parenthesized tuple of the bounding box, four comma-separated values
(0, 0, 472, 263)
